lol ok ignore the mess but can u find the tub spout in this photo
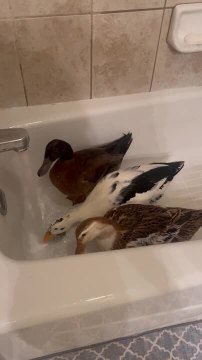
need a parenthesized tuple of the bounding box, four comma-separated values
(0, 128, 30, 152)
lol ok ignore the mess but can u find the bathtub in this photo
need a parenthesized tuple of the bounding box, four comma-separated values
(1, 88, 202, 359)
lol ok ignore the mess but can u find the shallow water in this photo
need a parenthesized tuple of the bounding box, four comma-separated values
(15, 155, 202, 260)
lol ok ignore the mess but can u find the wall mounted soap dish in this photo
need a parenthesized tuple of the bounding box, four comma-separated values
(168, 3, 202, 53)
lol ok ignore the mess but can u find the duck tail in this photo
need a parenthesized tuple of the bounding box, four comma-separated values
(103, 132, 133, 156)
(158, 161, 185, 186)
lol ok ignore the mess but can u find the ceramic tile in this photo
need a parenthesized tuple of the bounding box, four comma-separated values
(15, 16, 91, 105)
(10, 0, 91, 17)
(93, 0, 165, 12)
(0, 0, 10, 18)
(92, 11, 163, 98)
(152, 10, 202, 90)
(0, 20, 26, 107)
(166, 0, 199, 6)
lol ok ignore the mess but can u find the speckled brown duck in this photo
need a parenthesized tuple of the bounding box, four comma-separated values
(75, 203, 202, 254)
(38, 133, 133, 204)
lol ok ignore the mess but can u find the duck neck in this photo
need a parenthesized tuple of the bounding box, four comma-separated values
(65, 205, 87, 228)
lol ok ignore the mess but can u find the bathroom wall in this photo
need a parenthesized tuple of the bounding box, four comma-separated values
(0, 0, 201, 107)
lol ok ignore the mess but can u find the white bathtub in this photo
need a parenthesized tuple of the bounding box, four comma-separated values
(1, 88, 202, 359)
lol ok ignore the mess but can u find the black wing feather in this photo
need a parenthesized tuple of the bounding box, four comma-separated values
(101, 132, 133, 156)
(117, 161, 184, 205)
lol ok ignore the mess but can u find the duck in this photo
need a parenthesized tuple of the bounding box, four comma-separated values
(75, 203, 202, 254)
(37, 133, 133, 204)
(43, 161, 184, 243)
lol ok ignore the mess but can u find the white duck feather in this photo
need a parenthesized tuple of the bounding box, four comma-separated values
(46, 161, 184, 238)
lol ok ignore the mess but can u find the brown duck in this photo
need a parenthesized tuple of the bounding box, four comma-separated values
(38, 133, 133, 204)
(75, 203, 202, 254)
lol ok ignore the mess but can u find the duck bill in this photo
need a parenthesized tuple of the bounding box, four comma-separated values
(43, 231, 55, 243)
(75, 241, 85, 255)
(37, 158, 52, 177)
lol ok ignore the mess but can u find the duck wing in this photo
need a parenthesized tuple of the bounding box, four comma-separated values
(76, 133, 133, 185)
(107, 204, 202, 249)
(99, 132, 133, 156)
(76, 132, 133, 179)
(106, 204, 180, 249)
(107, 203, 180, 231)
(80, 153, 124, 184)
(82, 162, 184, 219)
(170, 208, 202, 242)
(117, 161, 184, 205)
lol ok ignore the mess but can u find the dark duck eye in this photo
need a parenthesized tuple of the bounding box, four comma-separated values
(54, 218, 63, 225)
(57, 218, 63, 223)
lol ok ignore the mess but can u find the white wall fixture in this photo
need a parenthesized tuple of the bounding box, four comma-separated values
(167, 3, 202, 53)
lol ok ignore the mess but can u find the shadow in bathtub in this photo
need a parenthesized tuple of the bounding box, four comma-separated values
(0, 153, 44, 260)
(0, 158, 25, 259)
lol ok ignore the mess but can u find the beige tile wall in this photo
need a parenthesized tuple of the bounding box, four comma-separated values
(92, 11, 163, 97)
(166, 0, 199, 6)
(10, 0, 91, 17)
(0, 0, 10, 18)
(15, 16, 91, 105)
(0, 21, 26, 107)
(152, 9, 202, 90)
(93, 0, 165, 12)
(0, 0, 202, 107)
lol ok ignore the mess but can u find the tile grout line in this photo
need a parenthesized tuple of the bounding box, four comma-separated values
(93, 7, 165, 14)
(19, 64, 29, 106)
(0, 7, 175, 21)
(90, 0, 93, 99)
(149, 7, 166, 92)
(14, 12, 91, 20)
(13, 34, 29, 106)
(7, 0, 28, 106)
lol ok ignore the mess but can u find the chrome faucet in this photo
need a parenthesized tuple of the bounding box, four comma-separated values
(0, 128, 30, 152)
(0, 128, 30, 215)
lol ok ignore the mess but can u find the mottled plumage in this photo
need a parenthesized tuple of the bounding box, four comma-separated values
(106, 204, 202, 249)
(75, 204, 202, 254)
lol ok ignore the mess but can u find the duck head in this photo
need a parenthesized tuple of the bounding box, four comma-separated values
(43, 210, 81, 243)
(75, 217, 118, 254)
(38, 139, 74, 176)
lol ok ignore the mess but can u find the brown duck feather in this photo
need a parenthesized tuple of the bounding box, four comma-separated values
(105, 204, 202, 250)
(39, 133, 133, 205)
(50, 148, 124, 203)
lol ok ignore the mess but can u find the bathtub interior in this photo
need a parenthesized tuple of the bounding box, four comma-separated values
(1, 95, 202, 261)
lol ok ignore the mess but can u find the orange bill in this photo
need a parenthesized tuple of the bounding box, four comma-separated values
(43, 231, 55, 243)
